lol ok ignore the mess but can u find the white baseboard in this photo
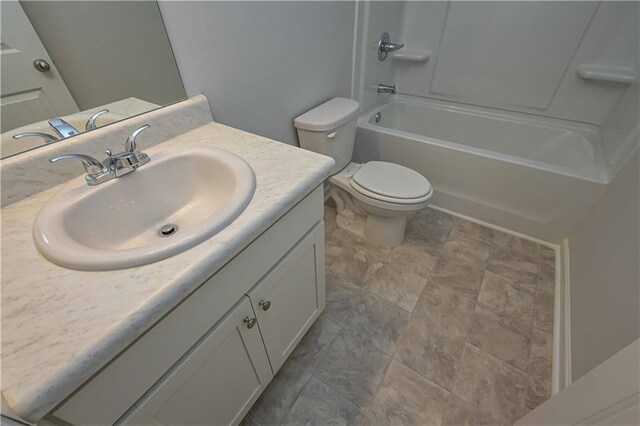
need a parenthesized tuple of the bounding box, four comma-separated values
(553, 239, 572, 394)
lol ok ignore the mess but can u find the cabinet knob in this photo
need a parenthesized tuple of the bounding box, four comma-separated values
(259, 299, 272, 311)
(243, 316, 257, 329)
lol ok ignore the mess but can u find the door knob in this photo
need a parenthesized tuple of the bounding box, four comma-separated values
(259, 299, 272, 311)
(33, 58, 51, 72)
(244, 316, 257, 329)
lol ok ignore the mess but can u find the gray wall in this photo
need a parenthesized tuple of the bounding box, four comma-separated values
(21, 1, 186, 110)
(158, 1, 356, 146)
(568, 150, 640, 380)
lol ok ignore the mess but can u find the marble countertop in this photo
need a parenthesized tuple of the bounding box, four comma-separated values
(1, 123, 334, 422)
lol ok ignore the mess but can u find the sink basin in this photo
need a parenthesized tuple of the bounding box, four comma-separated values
(33, 146, 256, 270)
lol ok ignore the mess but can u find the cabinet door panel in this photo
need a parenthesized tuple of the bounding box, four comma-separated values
(120, 297, 272, 426)
(249, 223, 325, 373)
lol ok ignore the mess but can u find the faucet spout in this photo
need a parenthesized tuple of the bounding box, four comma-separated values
(376, 83, 396, 94)
(48, 118, 80, 138)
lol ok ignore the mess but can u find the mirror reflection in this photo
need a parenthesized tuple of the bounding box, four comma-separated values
(0, 1, 186, 159)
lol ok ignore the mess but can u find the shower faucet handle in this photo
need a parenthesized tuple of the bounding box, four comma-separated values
(378, 32, 404, 61)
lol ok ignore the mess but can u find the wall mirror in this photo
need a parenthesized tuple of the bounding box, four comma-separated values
(0, 1, 186, 159)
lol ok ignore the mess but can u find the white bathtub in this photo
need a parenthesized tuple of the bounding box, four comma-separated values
(355, 96, 611, 242)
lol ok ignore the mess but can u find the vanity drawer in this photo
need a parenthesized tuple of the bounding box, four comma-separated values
(51, 185, 324, 425)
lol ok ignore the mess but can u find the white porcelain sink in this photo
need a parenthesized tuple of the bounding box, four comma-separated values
(33, 146, 256, 270)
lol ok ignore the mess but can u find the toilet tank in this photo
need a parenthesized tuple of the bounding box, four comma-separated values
(294, 97, 360, 175)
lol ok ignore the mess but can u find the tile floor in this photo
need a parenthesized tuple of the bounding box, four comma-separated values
(243, 205, 555, 426)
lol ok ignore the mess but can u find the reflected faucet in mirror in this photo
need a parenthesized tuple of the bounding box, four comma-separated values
(12, 110, 112, 144)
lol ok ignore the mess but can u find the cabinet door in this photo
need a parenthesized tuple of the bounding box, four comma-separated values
(248, 223, 325, 373)
(120, 297, 272, 426)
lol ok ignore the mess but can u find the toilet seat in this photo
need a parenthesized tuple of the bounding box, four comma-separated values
(349, 161, 432, 204)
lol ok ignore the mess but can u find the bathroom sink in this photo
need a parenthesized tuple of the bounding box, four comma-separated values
(33, 146, 256, 270)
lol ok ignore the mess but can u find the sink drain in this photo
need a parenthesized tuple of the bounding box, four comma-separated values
(159, 224, 179, 237)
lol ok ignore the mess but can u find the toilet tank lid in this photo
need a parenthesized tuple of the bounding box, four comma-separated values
(294, 97, 360, 132)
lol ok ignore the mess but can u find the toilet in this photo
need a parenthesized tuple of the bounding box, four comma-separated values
(294, 97, 433, 247)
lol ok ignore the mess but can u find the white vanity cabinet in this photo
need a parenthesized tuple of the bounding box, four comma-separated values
(50, 186, 325, 426)
(247, 225, 325, 373)
(121, 297, 272, 426)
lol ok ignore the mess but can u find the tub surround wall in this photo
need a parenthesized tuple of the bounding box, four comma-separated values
(0, 117, 334, 422)
(158, 1, 355, 146)
(0, 95, 212, 207)
(366, 1, 639, 127)
(567, 150, 640, 381)
(356, 1, 405, 112)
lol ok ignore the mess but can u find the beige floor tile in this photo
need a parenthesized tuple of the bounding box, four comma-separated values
(327, 244, 384, 289)
(442, 395, 509, 426)
(282, 377, 370, 426)
(312, 329, 391, 410)
(406, 208, 455, 244)
(430, 254, 486, 298)
(492, 232, 541, 261)
(365, 360, 449, 426)
(387, 244, 438, 278)
(443, 229, 492, 266)
(539, 245, 556, 266)
(324, 278, 365, 325)
(453, 217, 494, 242)
(290, 315, 342, 371)
(452, 343, 528, 423)
(531, 328, 553, 361)
(248, 359, 311, 425)
(395, 316, 465, 390)
(367, 264, 427, 312)
(488, 245, 539, 276)
(537, 262, 555, 295)
(478, 270, 535, 324)
(533, 291, 554, 334)
(485, 259, 537, 292)
(526, 355, 552, 410)
(343, 293, 410, 354)
(413, 281, 476, 334)
(467, 304, 532, 372)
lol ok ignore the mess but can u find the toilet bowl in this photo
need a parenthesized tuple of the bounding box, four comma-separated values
(329, 162, 432, 246)
(294, 97, 433, 247)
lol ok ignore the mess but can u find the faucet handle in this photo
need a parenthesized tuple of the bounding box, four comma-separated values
(124, 124, 151, 153)
(85, 109, 109, 131)
(12, 132, 58, 143)
(49, 154, 106, 177)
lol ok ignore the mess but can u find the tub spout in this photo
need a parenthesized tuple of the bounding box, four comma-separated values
(376, 83, 396, 94)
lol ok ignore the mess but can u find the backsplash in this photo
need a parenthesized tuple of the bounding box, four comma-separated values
(0, 95, 213, 207)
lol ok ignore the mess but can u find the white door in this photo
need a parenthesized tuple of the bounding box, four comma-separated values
(248, 224, 326, 373)
(0, 1, 78, 133)
(516, 340, 639, 425)
(120, 297, 273, 426)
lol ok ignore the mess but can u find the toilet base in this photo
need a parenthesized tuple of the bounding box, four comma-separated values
(330, 186, 409, 247)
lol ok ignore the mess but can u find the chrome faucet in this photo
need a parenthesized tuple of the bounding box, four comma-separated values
(376, 83, 396, 94)
(48, 118, 80, 138)
(377, 32, 404, 61)
(49, 124, 152, 186)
